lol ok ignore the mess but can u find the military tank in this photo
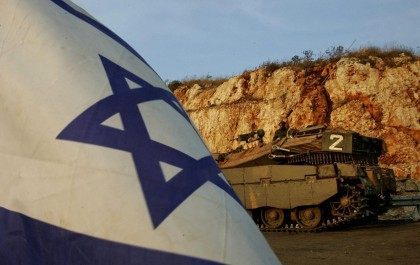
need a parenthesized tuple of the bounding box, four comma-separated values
(216, 125, 397, 232)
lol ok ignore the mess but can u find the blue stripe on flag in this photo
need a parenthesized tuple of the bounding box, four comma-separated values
(0, 207, 221, 265)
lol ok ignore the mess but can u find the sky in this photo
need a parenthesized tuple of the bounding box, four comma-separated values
(72, 0, 420, 81)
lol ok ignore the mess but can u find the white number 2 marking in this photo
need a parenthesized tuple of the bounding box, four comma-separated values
(329, 134, 344, 151)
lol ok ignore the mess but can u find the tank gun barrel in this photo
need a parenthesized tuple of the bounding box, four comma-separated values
(272, 145, 290, 152)
(268, 154, 293, 159)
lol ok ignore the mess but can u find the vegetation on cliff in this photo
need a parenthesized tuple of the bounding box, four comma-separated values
(168, 46, 417, 92)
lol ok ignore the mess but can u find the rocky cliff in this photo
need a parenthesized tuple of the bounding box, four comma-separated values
(174, 55, 420, 180)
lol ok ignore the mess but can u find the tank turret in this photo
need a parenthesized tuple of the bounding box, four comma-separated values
(270, 125, 384, 165)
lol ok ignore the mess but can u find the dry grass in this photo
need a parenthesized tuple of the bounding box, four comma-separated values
(169, 45, 418, 91)
(255, 45, 417, 75)
(168, 76, 228, 91)
(345, 46, 416, 66)
(348, 46, 415, 58)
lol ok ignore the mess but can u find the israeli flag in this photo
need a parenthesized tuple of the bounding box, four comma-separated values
(0, 1, 280, 264)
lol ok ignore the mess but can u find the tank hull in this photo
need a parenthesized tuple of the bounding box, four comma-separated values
(222, 163, 396, 231)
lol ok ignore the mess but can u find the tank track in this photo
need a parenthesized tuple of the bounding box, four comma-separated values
(259, 216, 352, 233)
(286, 152, 379, 166)
(260, 190, 374, 233)
(260, 212, 378, 233)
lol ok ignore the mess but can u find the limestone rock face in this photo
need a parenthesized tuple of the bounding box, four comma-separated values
(174, 57, 420, 180)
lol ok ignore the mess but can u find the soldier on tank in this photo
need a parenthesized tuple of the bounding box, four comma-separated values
(237, 131, 255, 142)
(272, 121, 288, 141)
(256, 129, 265, 143)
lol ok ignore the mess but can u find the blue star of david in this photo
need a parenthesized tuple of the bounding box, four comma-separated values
(57, 55, 240, 228)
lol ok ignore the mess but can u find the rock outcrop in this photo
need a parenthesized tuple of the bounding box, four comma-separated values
(174, 56, 420, 180)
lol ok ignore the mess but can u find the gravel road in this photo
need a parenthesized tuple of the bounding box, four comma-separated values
(265, 221, 420, 265)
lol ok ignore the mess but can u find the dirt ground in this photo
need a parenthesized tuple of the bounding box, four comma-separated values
(264, 221, 420, 265)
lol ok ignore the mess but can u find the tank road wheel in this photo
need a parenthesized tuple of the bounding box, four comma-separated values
(296, 206, 322, 229)
(260, 207, 285, 229)
(330, 187, 363, 219)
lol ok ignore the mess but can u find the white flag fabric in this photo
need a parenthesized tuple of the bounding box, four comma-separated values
(0, 0, 280, 264)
